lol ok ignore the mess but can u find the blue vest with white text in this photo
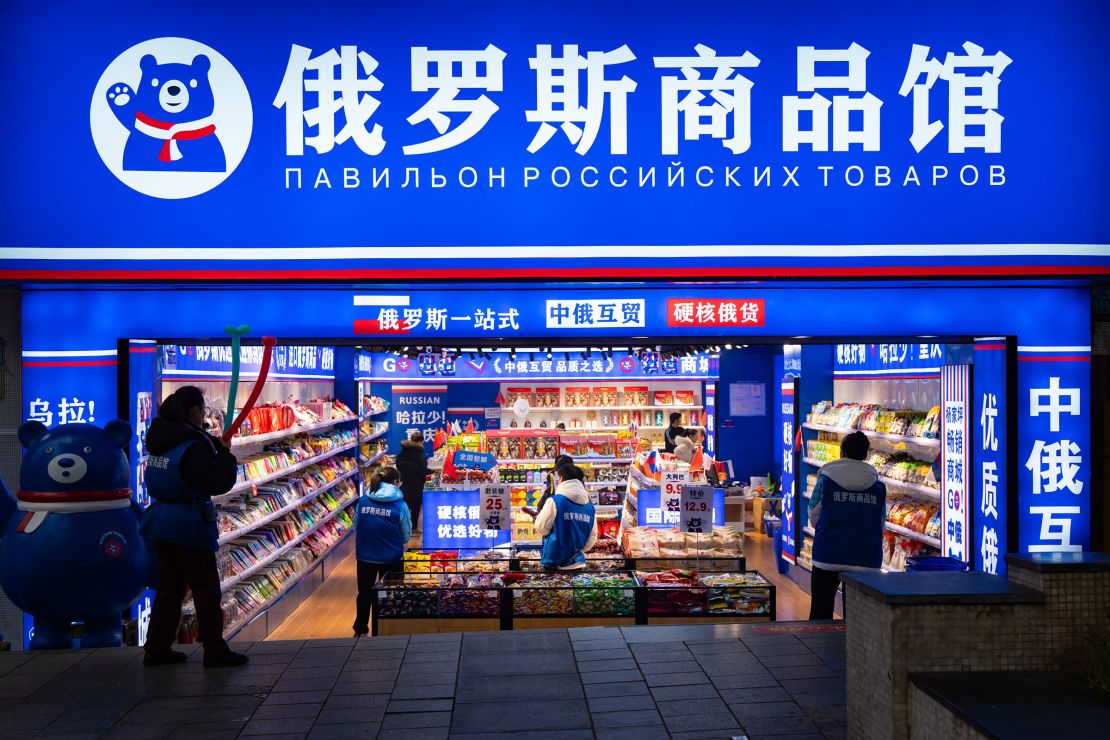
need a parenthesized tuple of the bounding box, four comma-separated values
(812, 476, 886, 570)
(540, 495, 595, 568)
(141, 441, 219, 551)
(355, 494, 407, 564)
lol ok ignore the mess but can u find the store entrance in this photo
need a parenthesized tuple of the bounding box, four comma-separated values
(129, 338, 967, 642)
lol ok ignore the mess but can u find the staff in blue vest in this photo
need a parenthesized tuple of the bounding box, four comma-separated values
(352, 466, 411, 637)
(807, 431, 887, 620)
(141, 385, 249, 668)
(535, 463, 597, 571)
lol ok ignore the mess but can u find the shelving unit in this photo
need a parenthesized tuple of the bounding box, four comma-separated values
(884, 521, 941, 549)
(230, 415, 357, 448)
(801, 422, 940, 449)
(502, 404, 703, 413)
(495, 457, 633, 465)
(216, 468, 358, 545)
(220, 495, 358, 591)
(359, 407, 389, 422)
(217, 441, 359, 499)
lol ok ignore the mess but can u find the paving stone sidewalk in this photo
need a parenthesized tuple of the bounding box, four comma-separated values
(0, 622, 846, 739)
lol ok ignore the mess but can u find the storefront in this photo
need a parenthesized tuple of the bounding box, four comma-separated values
(2, 1, 1107, 646)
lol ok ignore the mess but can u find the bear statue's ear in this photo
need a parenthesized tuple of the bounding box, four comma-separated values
(104, 420, 132, 449)
(191, 54, 211, 74)
(18, 421, 48, 449)
(139, 54, 158, 74)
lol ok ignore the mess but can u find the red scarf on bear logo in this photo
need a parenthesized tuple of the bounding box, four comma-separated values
(134, 112, 217, 162)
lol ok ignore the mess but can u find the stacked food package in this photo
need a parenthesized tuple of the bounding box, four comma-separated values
(621, 526, 742, 558)
(809, 401, 940, 440)
(233, 429, 357, 487)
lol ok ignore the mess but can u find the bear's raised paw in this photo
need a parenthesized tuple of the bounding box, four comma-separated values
(107, 84, 132, 108)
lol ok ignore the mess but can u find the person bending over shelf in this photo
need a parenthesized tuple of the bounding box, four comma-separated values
(141, 385, 249, 669)
(396, 431, 428, 534)
(353, 466, 412, 637)
(807, 431, 887, 621)
(535, 463, 597, 571)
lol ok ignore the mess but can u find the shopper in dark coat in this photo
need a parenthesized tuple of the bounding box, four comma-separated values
(396, 432, 428, 532)
(141, 385, 248, 668)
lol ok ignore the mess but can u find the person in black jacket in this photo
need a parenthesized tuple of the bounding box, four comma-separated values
(663, 412, 686, 453)
(141, 386, 248, 668)
(395, 431, 428, 534)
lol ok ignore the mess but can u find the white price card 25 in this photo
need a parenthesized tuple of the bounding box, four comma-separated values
(479, 484, 510, 531)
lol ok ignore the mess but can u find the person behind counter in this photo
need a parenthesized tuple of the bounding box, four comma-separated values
(396, 431, 428, 535)
(535, 463, 597, 571)
(663, 412, 686, 453)
(141, 385, 249, 668)
(353, 466, 412, 637)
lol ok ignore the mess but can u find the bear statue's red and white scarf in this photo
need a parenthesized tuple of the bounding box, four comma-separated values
(134, 111, 217, 162)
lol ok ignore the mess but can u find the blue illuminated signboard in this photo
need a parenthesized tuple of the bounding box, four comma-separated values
(1, 0, 1107, 279)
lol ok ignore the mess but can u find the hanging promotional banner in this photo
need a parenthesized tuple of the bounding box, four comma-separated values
(834, 343, 947, 378)
(779, 345, 801, 565)
(2, 0, 1108, 280)
(479, 484, 511, 530)
(159, 345, 335, 381)
(388, 385, 447, 453)
(972, 339, 1008, 575)
(363, 349, 718, 381)
(941, 365, 971, 562)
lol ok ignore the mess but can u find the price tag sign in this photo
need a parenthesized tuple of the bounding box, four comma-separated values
(662, 470, 689, 523)
(681, 484, 713, 533)
(479, 483, 510, 531)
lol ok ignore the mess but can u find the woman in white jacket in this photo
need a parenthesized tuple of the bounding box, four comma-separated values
(534, 463, 597, 571)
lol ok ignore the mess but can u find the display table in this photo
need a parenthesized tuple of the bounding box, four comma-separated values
(372, 568, 774, 636)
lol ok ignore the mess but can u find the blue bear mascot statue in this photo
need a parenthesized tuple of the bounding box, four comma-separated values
(0, 421, 149, 649)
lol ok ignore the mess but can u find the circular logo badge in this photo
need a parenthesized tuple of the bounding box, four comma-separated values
(397, 358, 412, 372)
(103, 537, 124, 558)
(619, 357, 636, 372)
(90, 37, 252, 199)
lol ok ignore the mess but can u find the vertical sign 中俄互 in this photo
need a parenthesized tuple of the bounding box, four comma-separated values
(681, 484, 713, 533)
(661, 470, 688, 527)
(479, 484, 510, 531)
(941, 366, 971, 563)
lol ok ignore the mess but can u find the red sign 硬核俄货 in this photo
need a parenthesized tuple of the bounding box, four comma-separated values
(667, 299, 765, 327)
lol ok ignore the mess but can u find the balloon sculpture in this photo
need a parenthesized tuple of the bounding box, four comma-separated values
(0, 421, 150, 649)
(221, 328, 277, 444)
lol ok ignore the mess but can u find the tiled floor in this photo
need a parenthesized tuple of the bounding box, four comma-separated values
(0, 622, 847, 739)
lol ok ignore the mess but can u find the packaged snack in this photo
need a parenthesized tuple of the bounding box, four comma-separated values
(675, 390, 695, 405)
(624, 386, 649, 406)
(535, 387, 560, 408)
(505, 388, 533, 407)
(559, 434, 587, 457)
(592, 386, 618, 407)
(565, 387, 591, 408)
(654, 390, 674, 406)
(588, 434, 616, 458)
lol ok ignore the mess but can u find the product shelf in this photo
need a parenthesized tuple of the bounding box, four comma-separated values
(216, 468, 358, 545)
(217, 441, 358, 500)
(801, 421, 940, 448)
(878, 476, 941, 500)
(223, 529, 353, 639)
(230, 415, 357, 448)
(219, 497, 357, 591)
(359, 408, 390, 422)
(884, 521, 941, 549)
(361, 449, 388, 468)
(802, 458, 939, 500)
(360, 427, 388, 443)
